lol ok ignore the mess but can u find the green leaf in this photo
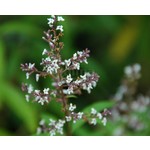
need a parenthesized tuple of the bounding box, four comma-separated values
(0, 82, 37, 133)
(66, 95, 77, 99)
(0, 40, 5, 81)
(72, 101, 115, 132)
(0, 21, 42, 37)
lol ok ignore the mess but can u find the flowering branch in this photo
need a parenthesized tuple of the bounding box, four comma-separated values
(21, 15, 110, 136)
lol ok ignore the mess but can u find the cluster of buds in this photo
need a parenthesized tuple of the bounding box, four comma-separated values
(21, 15, 109, 136)
(112, 64, 150, 135)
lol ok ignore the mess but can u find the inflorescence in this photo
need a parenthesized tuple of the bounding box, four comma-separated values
(21, 15, 110, 136)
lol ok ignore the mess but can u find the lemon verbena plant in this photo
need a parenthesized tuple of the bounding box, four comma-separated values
(21, 15, 110, 136)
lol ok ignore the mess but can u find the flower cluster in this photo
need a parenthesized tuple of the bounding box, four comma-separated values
(111, 63, 150, 135)
(21, 15, 109, 136)
(37, 103, 111, 136)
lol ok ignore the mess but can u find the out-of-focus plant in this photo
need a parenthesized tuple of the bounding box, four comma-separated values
(111, 63, 150, 135)
(20, 15, 111, 136)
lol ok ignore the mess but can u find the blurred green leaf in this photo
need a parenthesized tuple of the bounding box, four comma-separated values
(0, 82, 37, 133)
(0, 40, 5, 81)
(72, 101, 114, 132)
(0, 128, 13, 136)
(0, 21, 42, 37)
(66, 95, 77, 99)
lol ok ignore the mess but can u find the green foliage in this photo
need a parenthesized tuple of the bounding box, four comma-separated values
(0, 82, 37, 133)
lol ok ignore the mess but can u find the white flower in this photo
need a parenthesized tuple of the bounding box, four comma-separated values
(65, 59, 71, 67)
(63, 87, 74, 95)
(133, 63, 141, 73)
(45, 57, 51, 62)
(66, 74, 73, 84)
(77, 112, 84, 119)
(36, 127, 42, 135)
(26, 72, 30, 79)
(42, 49, 48, 55)
(92, 81, 97, 87)
(47, 18, 54, 25)
(97, 113, 102, 119)
(36, 74, 40, 82)
(57, 16, 65, 21)
(73, 62, 80, 70)
(74, 79, 82, 85)
(51, 15, 55, 18)
(69, 103, 76, 111)
(56, 25, 63, 32)
(25, 95, 29, 102)
(87, 83, 93, 93)
(38, 98, 45, 105)
(84, 59, 88, 64)
(43, 88, 49, 94)
(28, 63, 35, 69)
(80, 74, 87, 80)
(91, 118, 97, 125)
(27, 84, 33, 94)
(91, 108, 97, 115)
(65, 116, 72, 122)
(35, 90, 40, 94)
(102, 117, 107, 126)
(39, 120, 45, 125)
(50, 129, 56, 136)
(49, 119, 56, 126)
(73, 53, 77, 60)
(77, 51, 83, 57)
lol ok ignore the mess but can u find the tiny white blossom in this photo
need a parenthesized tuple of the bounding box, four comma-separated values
(77, 112, 84, 119)
(38, 98, 45, 105)
(69, 103, 76, 111)
(91, 118, 97, 125)
(57, 16, 65, 21)
(36, 74, 40, 82)
(65, 87, 74, 95)
(43, 88, 49, 94)
(42, 49, 48, 55)
(27, 84, 33, 94)
(56, 25, 63, 32)
(36, 127, 42, 135)
(84, 59, 88, 64)
(25, 95, 29, 102)
(74, 79, 82, 85)
(102, 117, 107, 126)
(49, 119, 56, 126)
(47, 18, 54, 25)
(91, 108, 97, 115)
(97, 113, 102, 119)
(35, 90, 40, 94)
(26, 72, 30, 79)
(39, 120, 45, 125)
(50, 129, 56, 136)
(65, 59, 71, 67)
(80, 74, 87, 80)
(51, 15, 55, 18)
(65, 116, 72, 122)
(66, 74, 73, 84)
(133, 63, 141, 73)
(74, 62, 80, 70)
(87, 83, 93, 93)
(77, 51, 83, 57)
(73, 53, 77, 60)
(28, 63, 35, 69)
(124, 66, 132, 76)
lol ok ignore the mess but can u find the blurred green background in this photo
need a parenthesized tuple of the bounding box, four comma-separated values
(0, 15, 150, 135)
